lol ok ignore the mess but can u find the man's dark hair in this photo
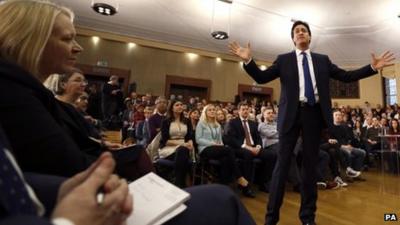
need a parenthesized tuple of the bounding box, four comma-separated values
(237, 101, 249, 109)
(291, 20, 311, 39)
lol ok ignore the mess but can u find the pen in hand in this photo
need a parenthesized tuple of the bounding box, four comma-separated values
(96, 186, 105, 205)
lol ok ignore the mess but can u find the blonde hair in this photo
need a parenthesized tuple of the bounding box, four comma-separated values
(199, 104, 220, 127)
(0, 0, 74, 77)
(43, 73, 61, 94)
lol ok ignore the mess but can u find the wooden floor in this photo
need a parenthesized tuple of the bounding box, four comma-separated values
(240, 170, 400, 225)
(104, 131, 399, 225)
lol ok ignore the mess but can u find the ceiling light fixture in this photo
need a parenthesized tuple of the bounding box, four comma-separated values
(211, 0, 232, 40)
(211, 31, 229, 40)
(91, 0, 118, 16)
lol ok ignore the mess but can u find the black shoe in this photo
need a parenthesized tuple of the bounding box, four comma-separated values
(241, 185, 256, 198)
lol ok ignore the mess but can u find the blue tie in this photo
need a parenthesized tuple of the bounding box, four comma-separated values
(0, 143, 37, 215)
(301, 52, 315, 105)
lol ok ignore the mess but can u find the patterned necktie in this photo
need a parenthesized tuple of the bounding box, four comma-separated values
(242, 120, 252, 146)
(0, 144, 37, 215)
(301, 52, 315, 105)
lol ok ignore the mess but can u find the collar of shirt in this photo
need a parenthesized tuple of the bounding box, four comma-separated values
(295, 48, 319, 103)
(295, 48, 311, 57)
(266, 120, 276, 125)
(239, 116, 248, 122)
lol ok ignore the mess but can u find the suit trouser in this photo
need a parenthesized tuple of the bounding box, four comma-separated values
(319, 143, 341, 178)
(265, 104, 323, 225)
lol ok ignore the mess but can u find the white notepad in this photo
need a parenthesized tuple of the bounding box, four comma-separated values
(127, 172, 191, 225)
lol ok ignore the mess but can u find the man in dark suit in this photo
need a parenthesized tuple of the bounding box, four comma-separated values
(225, 102, 276, 197)
(229, 20, 394, 225)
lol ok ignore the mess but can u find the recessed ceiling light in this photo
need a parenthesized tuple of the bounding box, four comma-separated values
(91, 1, 118, 16)
(211, 31, 229, 40)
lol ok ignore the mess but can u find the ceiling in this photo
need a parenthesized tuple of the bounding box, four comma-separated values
(53, 0, 400, 66)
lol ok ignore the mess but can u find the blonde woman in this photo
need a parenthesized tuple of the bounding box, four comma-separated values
(0, 0, 132, 224)
(0, 2, 257, 225)
(196, 104, 253, 197)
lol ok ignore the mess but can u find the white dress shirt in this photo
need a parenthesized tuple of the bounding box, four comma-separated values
(239, 116, 254, 146)
(295, 49, 319, 103)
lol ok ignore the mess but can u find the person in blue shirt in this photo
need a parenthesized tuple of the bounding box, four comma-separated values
(196, 104, 253, 197)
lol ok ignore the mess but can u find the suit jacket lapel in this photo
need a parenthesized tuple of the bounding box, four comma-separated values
(236, 118, 245, 137)
(290, 51, 300, 98)
(311, 52, 321, 91)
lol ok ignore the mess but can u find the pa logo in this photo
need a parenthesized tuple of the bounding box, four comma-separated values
(384, 213, 398, 221)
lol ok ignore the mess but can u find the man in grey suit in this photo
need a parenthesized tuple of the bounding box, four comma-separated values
(229, 20, 394, 225)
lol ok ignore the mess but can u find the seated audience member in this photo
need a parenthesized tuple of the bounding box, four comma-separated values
(121, 98, 134, 142)
(0, 124, 256, 225)
(0, 0, 153, 179)
(386, 119, 400, 173)
(352, 120, 365, 148)
(48, 71, 154, 181)
(319, 130, 348, 187)
(224, 102, 272, 196)
(0, 0, 92, 177)
(216, 108, 228, 132)
(129, 91, 140, 105)
(381, 117, 388, 128)
(196, 104, 252, 195)
(216, 108, 229, 144)
(363, 116, 373, 128)
(132, 103, 145, 130)
(257, 107, 279, 191)
(159, 100, 195, 188)
(75, 92, 103, 135)
(187, 97, 196, 110)
(135, 106, 153, 147)
(49, 72, 100, 140)
(331, 111, 366, 178)
(364, 117, 382, 156)
(188, 108, 200, 152)
(188, 109, 200, 133)
(389, 119, 400, 135)
(256, 106, 267, 123)
(148, 96, 168, 141)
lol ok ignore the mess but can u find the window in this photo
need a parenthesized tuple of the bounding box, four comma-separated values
(384, 78, 397, 105)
